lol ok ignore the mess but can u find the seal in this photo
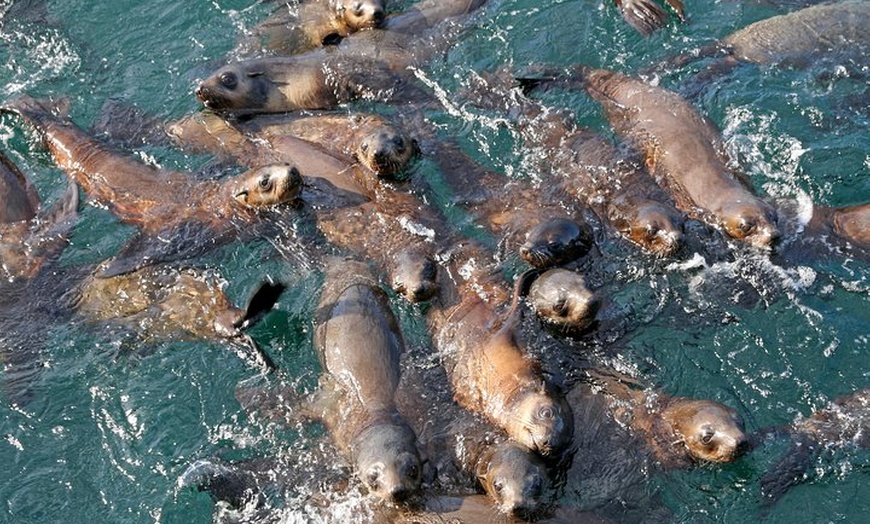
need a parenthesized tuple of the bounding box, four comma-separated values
(775, 198, 870, 264)
(0, 149, 79, 282)
(195, 29, 436, 115)
(432, 269, 574, 457)
(195, 3, 487, 116)
(519, 217, 593, 269)
(656, 0, 869, 88)
(458, 68, 685, 256)
(312, 257, 423, 503)
(520, 66, 779, 249)
(238, 0, 387, 57)
(389, 247, 439, 302)
(757, 388, 869, 507)
(2, 96, 303, 277)
(395, 360, 550, 517)
(75, 263, 283, 340)
(586, 368, 748, 469)
(528, 268, 599, 334)
(222, 111, 419, 179)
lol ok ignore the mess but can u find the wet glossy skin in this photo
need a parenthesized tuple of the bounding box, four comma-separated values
(663, 399, 748, 464)
(528, 268, 599, 333)
(314, 259, 423, 503)
(519, 217, 592, 268)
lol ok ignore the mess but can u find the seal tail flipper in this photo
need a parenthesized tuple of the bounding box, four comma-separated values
(514, 65, 591, 96)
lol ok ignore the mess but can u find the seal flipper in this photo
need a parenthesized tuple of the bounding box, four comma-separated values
(98, 220, 233, 278)
(26, 180, 79, 261)
(759, 433, 821, 508)
(177, 458, 268, 508)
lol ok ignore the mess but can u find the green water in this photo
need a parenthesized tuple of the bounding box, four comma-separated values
(1, 0, 868, 523)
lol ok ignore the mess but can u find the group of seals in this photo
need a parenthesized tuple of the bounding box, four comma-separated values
(2, 0, 866, 522)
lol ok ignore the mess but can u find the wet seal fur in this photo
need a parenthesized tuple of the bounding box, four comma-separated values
(457, 68, 685, 257)
(396, 360, 551, 518)
(0, 149, 79, 282)
(520, 66, 779, 249)
(237, 0, 387, 57)
(755, 388, 869, 507)
(585, 369, 748, 469)
(434, 269, 574, 457)
(528, 268, 599, 334)
(313, 258, 423, 503)
(2, 96, 302, 277)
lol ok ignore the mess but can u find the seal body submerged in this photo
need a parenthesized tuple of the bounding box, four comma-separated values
(313, 258, 423, 503)
(2, 96, 302, 276)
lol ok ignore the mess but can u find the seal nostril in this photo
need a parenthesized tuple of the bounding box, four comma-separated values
(390, 487, 410, 502)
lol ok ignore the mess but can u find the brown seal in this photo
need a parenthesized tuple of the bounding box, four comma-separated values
(773, 198, 870, 264)
(195, 29, 436, 115)
(313, 258, 423, 503)
(528, 268, 599, 334)
(521, 66, 779, 249)
(74, 263, 282, 342)
(612, 0, 685, 35)
(396, 360, 550, 517)
(229, 111, 419, 179)
(458, 68, 685, 256)
(519, 217, 593, 269)
(2, 96, 302, 277)
(389, 247, 439, 302)
(0, 150, 79, 282)
(758, 388, 869, 506)
(658, 0, 869, 85)
(432, 269, 574, 457)
(238, 0, 387, 57)
(586, 369, 748, 469)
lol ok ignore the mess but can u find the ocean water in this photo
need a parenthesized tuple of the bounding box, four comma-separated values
(0, 0, 868, 523)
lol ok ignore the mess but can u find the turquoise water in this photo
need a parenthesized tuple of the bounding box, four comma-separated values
(1, 0, 868, 523)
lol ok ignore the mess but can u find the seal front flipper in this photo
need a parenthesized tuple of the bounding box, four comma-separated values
(759, 433, 820, 508)
(97, 220, 234, 278)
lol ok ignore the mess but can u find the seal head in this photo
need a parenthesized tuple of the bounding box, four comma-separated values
(664, 399, 748, 464)
(512, 384, 574, 456)
(334, 0, 387, 31)
(528, 268, 599, 333)
(520, 217, 592, 268)
(357, 124, 418, 179)
(609, 196, 684, 256)
(479, 442, 549, 518)
(355, 422, 423, 503)
(719, 199, 779, 249)
(390, 248, 438, 302)
(230, 164, 303, 208)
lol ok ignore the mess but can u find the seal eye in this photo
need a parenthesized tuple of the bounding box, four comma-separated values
(392, 136, 405, 152)
(701, 427, 715, 445)
(538, 406, 554, 420)
(553, 298, 568, 316)
(738, 218, 756, 235)
(493, 480, 504, 494)
(405, 463, 419, 480)
(219, 72, 238, 90)
(258, 175, 273, 191)
(367, 470, 381, 490)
